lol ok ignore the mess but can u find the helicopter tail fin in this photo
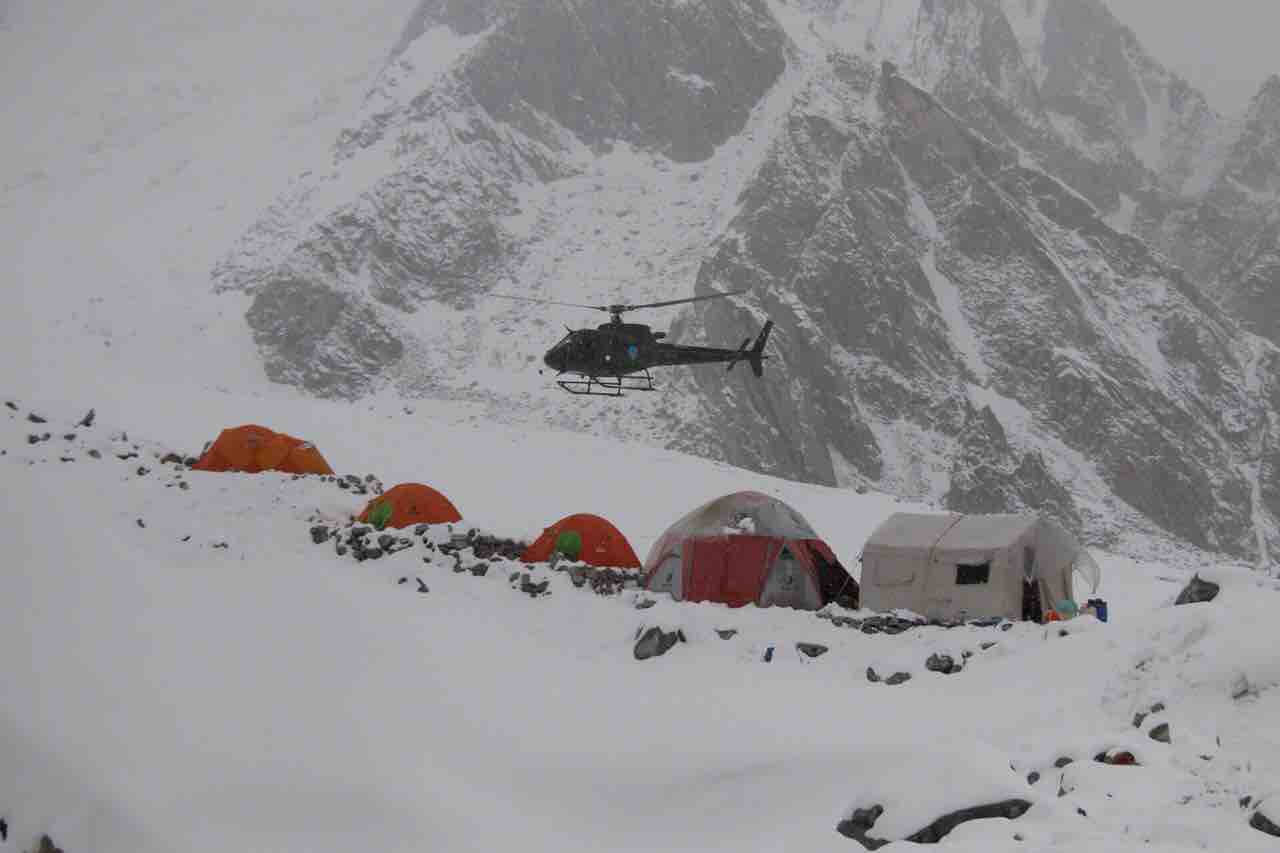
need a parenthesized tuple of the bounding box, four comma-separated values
(725, 336, 752, 373)
(747, 320, 773, 378)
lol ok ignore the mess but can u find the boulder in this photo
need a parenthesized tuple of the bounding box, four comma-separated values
(1148, 722, 1171, 743)
(634, 626, 684, 661)
(836, 800, 1031, 849)
(1174, 574, 1221, 605)
(1251, 807, 1280, 838)
(310, 526, 331, 545)
(797, 643, 829, 658)
(926, 653, 962, 675)
(885, 672, 912, 686)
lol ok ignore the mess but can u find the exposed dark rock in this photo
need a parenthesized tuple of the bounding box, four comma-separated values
(837, 799, 1031, 848)
(518, 574, 550, 597)
(1251, 809, 1280, 837)
(1054, 757, 1074, 769)
(885, 672, 912, 686)
(1149, 722, 1171, 743)
(634, 626, 684, 661)
(62, 433, 75, 441)
(136, 466, 150, 476)
(136, 518, 146, 528)
(87, 449, 101, 459)
(469, 562, 490, 577)
(160, 452, 184, 465)
(1132, 711, 1148, 728)
(26, 433, 46, 444)
(716, 628, 738, 640)
(77, 408, 95, 427)
(416, 578, 429, 594)
(1174, 574, 1221, 605)
(311, 526, 332, 545)
(797, 642, 829, 658)
(4, 401, 16, 411)
(926, 653, 962, 675)
(980, 641, 998, 651)
(37, 834, 64, 853)
(1027, 771, 1040, 785)
(866, 667, 881, 683)
(116, 452, 138, 460)
(635, 598, 656, 610)
(26, 412, 46, 423)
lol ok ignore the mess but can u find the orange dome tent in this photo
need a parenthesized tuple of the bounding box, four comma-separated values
(192, 424, 334, 475)
(358, 483, 462, 530)
(521, 513, 641, 568)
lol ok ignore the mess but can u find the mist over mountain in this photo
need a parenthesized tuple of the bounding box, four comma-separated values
(210, 0, 1280, 566)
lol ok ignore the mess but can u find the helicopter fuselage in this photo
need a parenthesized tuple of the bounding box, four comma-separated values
(543, 322, 744, 376)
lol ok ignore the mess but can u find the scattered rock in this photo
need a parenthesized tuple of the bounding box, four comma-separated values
(63, 432, 76, 441)
(212, 541, 229, 550)
(160, 452, 184, 465)
(77, 408, 95, 427)
(1027, 771, 1040, 785)
(866, 667, 881, 683)
(926, 653, 962, 675)
(1175, 574, 1221, 605)
(416, 578, 429, 594)
(885, 672, 912, 686)
(716, 628, 738, 640)
(518, 574, 550, 597)
(37, 834, 65, 853)
(88, 449, 101, 459)
(181, 535, 191, 542)
(136, 465, 150, 476)
(961, 649, 974, 660)
(136, 518, 146, 528)
(1241, 796, 1254, 808)
(634, 626, 684, 660)
(980, 641, 997, 651)
(1150, 702, 1166, 714)
(310, 526, 332, 545)
(469, 562, 489, 577)
(27, 412, 47, 423)
(179, 481, 189, 491)
(116, 451, 138, 460)
(797, 642, 829, 658)
(1132, 711, 1148, 728)
(398, 577, 408, 585)
(635, 598, 656, 609)
(4, 400, 16, 411)
(27, 433, 46, 444)
(1053, 757, 1074, 769)
(1251, 809, 1280, 837)
(837, 800, 1031, 849)
(1149, 722, 1171, 743)
(1076, 807, 1088, 817)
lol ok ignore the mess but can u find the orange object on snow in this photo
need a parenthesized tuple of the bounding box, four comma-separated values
(521, 513, 642, 569)
(358, 483, 462, 529)
(192, 425, 334, 475)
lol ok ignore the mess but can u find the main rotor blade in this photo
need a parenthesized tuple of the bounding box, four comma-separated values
(491, 293, 611, 312)
(609, 289, 749, 313)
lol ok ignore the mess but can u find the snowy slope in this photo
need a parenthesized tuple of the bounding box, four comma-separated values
(2, 396, 1279, 852)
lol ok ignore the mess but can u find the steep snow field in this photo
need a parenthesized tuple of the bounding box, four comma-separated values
(2, 398, 1279, 852)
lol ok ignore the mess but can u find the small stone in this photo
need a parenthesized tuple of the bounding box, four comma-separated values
(797, 642, 829, 658)
(116, 452, 138, 460)
(866, 667, 881, 683)
(27, 412, 47, 423)
(1132, 711, 1148, 728)
(77, 409, 95, 427)
(179, 481, 189, 490)
(136, 466, 150, 476)
(1149, 722, 1171, 743)
(634, 626, 682, 660)
(926, 653, 961, 674)
(416, 578, 429, 594)
(469, 562, 490, 577)
(183, 456, 198, 466)
(716, 628, 738, 640)
(181, 535, 191, 542)
(980, 641, 997, 650)
(1175, 574, 1221, 605)
(1241, 796, 1254, 808)
(4, 401, 16, 411)
(962, 649, 974, 659)
(36, 834, 65, 853)
(212, 541, 229, 550)
(335, 544, 348, 557)
(310, 526, 331, 545)
(398, 577, 408, 585)
(136, 518, 146, 528)
(59, 456, 75, 462)
(160, 452, 183, 465)
(63, 433, 76, 441)
(1027, 771, 1040, 785)
(1076, 807, 1088, 817)
(88, 449, 101, 459)
(635, 598, 656, 609)
(27, 434, 44, 444)
(377, 533, 395, 550)
(520, 575, 550, 596)
(1053, 757, 1073, 768)
(1150, 702, 1166, 714)
(885, 672, 912, 686)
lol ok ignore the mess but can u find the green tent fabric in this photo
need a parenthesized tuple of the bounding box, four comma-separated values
(368, 500, 394, 531)
(554, 529, 583, 560)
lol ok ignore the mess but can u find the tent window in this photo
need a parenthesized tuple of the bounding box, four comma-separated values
(955, 562, 990, 585)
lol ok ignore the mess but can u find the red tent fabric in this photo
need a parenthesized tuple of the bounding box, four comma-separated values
(521, 513, 641, 568)
(192, 424, 334, 475)
(643, 492, 857, 611)
(358, 483, 462, 529)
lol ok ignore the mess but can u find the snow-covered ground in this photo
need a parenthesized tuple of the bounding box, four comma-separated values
(3, 396, 1279, 852)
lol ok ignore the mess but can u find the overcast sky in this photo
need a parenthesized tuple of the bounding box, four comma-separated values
(1103, 0, 1279, 115)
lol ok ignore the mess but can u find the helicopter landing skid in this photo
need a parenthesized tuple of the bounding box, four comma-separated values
(557, 370, 656, 397)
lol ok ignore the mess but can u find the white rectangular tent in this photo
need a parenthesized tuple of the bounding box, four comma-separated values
(859, 512, 1099, 622)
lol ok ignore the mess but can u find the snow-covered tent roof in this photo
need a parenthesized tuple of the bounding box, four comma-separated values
(644, 491, 818, 568)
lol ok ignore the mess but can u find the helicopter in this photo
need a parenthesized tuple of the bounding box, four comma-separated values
(494, 289, 774, 396)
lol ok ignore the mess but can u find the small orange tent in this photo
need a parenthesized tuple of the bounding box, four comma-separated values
(521, 513, 641, 568)
(192, 424, 334, 475)
(358, 483, 462, 529)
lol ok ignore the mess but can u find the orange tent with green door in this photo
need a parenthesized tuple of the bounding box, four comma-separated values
(358, 483, 462, 530)
(192, 424, 334, 475)
(521, 513, 641, 568)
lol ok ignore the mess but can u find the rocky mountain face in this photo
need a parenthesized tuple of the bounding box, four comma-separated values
(213, 0, 1280, 564)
